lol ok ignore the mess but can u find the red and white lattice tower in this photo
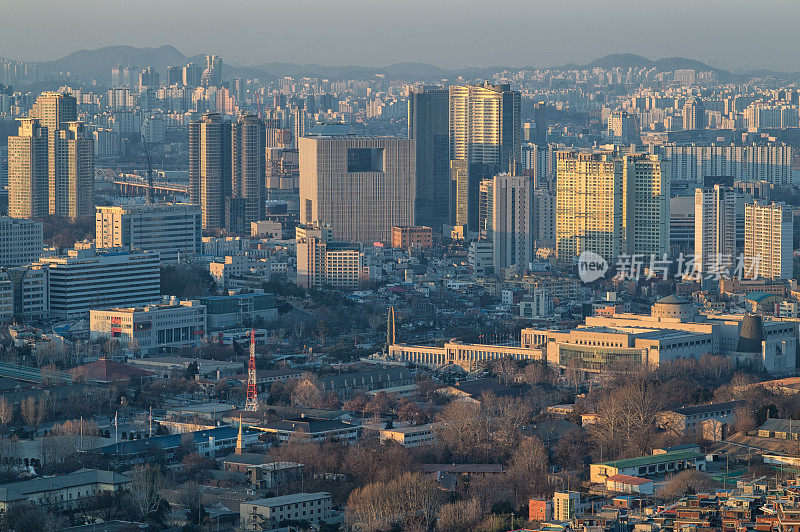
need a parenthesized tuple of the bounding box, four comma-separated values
(244, 329, 259, 411)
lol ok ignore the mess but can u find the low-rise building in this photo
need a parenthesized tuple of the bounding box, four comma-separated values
(256, 418, 359, 443)
(590, 450, 706, 484)
(127, 356, 242, 380)
(529, 498, 553, 522)
(391, 226, 433, 250)
(221, 456, 302, 490)
(0, 469, 131, 511)
(251, 221, 283, 239)
(187, 293, 277, 329)
(468, 241, 494, 276)
(553, 491, 582, 522)
(98, 426, 260, 467)
(209, 255, 250, 290)
(68, 358, 156, 386)
(89, 302, 206, 354)
(519, 287, 553, 318)
(658, 400, 743, 439)
(389, 341, 544, 371)
(605, 474, 655, 495)
(379, 423, 437, 448)
(756, 418, 800, 440)
(296, 237, 363, 289)
(240, 492, 332, 531)
(316, 369, 415, 400)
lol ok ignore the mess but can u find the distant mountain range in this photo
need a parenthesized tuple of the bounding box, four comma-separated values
(10, 46, 796, 84)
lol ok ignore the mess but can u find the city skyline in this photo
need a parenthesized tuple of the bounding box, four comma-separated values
(2, 0, 800, 72)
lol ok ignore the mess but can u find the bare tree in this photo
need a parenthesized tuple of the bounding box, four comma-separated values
(20, 398, 42, 432)
(0, 439, 20, 471)
(0, 500, 63, 531)
(437, 498, 482, 532)
(291, 378, 323, 409)
(346, 472, 443, 531)
(128, 464, 167, 521)
(0, 396, 14, 428)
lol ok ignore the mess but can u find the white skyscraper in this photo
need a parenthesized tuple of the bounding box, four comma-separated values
(622, 153, 669, 256)
(492, 173, 534, 272)
(694, 180, 738, 275)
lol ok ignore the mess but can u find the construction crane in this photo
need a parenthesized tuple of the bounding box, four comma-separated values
(142, 139, 154, 204)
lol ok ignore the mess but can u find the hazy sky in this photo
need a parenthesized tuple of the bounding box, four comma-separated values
(2, 0, 798, 71)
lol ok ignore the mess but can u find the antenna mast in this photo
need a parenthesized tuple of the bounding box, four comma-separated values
(244, 329, 259, 411)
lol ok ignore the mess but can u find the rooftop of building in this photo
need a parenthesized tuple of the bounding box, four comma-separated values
(758, 418, 800, 435)
(98, 426, 259, 455)
(0, 469, 130, 503)
(598, 450, 705, 469)
(260, 418, 357, 434)
(605, 474, 653, 485)
(245, 492, 331, 507)
(68, 358, 156, 383)
(744, 291, 782, 303)
(418, 463, 505, 474)
(221, 453, 301, 468)
(671, 400, 745, 416)
(380, 423, 438, 434)
(657, 294, 691, 305)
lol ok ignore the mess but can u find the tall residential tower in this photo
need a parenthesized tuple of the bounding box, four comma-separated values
(449, 83, 521, 231)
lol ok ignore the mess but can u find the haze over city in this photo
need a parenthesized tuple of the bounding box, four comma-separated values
(1, 1, 800, 531)
(2, 0, 800, 71)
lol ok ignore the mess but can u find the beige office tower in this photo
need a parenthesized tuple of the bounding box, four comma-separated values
(694, 181, 738, 275)
(50, 122, 94, 218)
(556, 151, 622, 262)
(492, 173, 534, 272)
(8, 119, 48, 219)
(189, 113, 231, 230)
(449, 83, 521, 231)
(231, 115, 266, 226)
(744, 201, 793, 279)
(299, 136, 414, 244)
(30, 91, 76, 131)
(622, 153, 669, 256)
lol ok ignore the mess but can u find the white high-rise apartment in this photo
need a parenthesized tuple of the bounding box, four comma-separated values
(0, 216, 43, 267)
(622, 153, 669, 256)
(95, 203, 202, 264)
(299, 136, 414, 244)
(694, 180, 738, 275)
(744, 201, 793, 280)
(657, 143, 793, 188)
(556, 151, 622, 262)
(492, 173, 534, 272)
